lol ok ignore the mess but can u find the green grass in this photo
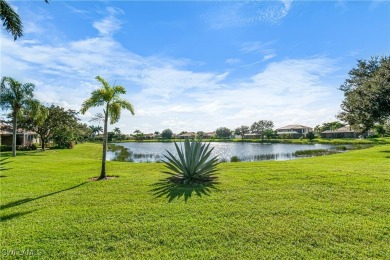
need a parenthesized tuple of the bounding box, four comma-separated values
(1, 143, 389, 259)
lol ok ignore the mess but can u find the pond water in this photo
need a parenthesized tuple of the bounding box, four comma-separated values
(107, 142, 350, 163)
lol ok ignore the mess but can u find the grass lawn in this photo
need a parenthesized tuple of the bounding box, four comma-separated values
(1, 143, 389, 259)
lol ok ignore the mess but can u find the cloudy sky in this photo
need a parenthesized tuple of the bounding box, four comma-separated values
(1, 0, 389, 134)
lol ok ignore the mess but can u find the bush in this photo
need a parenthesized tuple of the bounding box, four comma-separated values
(0, 145, 12, 151)
(30, 143, 38, 150)
(66, 141, 75, 149)
(162, 139, 220, 184)
(335, 145, 347, 151)
(230, 156, 241, 162)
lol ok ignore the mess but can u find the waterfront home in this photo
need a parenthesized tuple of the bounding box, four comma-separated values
(203, 132, 216, 138)
(178, 132, 196, 139)
(276, 125, 313, 138)
(320, 126, 357, 138)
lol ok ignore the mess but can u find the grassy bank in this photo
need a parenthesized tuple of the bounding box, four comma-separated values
(1, 143, 389, 259)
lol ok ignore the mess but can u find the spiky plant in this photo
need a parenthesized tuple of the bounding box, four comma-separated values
(162, 139, 220, 184)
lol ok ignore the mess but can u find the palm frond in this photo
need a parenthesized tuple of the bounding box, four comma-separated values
(0, 0, 23, 40)
(108, 102, 121, 124)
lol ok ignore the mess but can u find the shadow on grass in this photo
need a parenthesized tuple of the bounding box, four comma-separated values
(0, 210, 37, 222)
(0, 151, 45, 157)
(0, 157, 12, 172)
(151, 178, 219, 203)
(379, 150, 390, 158)
(0, 182, 87, 210)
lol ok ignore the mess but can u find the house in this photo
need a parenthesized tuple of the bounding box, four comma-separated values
(243, 133, 261, 139)
(320, 126, 357, 138)
(177, 132, 196, 139)
(203, 132, 216, 138)
(143, 133, 156, 140)
(0, 123, 38, 147)
(276, 125, 313, 138)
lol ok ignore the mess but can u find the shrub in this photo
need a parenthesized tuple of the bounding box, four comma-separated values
(335, 145, 347, 151)
(0, 145, 12, 151)
(30, 143, 38, 150)
(66, 141, 75, 149)
(306, 132, 315, 141)
(162, 139, 220, 184)
(230, 156, 241, 162)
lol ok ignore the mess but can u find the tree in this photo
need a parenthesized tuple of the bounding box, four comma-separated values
(133, 129, 144, 140)
(264, 129, 276, 140)
(20, 104, 80, 150)
(373, 124, 386, 137)
(250, 120, 274, 140)
(234, 125, 250, 141)
(314, 121, 345, 133)
(96, 125, 103, 135)
(74, 123, 92, 143)
(196, 131, 204, 141)
(216, 127, 232, 139)
(0, 0, 48, 40)
(80, 76, 134, 180)
(113, 127, 121, 139)
(306, 131, 315, 141)
(0, 76, 36, 156)
(89, 125, 100, 138)
(161, 128, 173, 139)
(337, 56, 390, 133)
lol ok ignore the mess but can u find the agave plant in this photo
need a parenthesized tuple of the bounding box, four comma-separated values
(162, 138, 220, 184)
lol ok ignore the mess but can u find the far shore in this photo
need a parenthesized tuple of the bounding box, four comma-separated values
(108, 137, 390, 145)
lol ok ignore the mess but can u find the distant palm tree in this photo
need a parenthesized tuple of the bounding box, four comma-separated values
(96, 125, 103, 135)
(81, 76, 134, 179)
(0, 0, 48, 40)
(113, 127, 121, 135)
(0, 76, 36, 156)
(113, 127, 121, 139)
(89, 125, 99, 138)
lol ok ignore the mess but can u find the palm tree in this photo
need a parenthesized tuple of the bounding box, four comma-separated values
(89, 125, 97, 137)
(0, 0, 48, 40)
(96, 125, 103, 136)
(0, 76, 36, 156)
(80, 76, 134, 179)
(113, 127, 121, 139)
(89, 125, 103, 138)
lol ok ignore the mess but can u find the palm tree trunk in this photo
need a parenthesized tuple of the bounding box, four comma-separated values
(12, 111, 17, 157)
(100, 109, 109, 179)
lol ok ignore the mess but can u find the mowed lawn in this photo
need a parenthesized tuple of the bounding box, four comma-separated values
(0, 143, 389, 259)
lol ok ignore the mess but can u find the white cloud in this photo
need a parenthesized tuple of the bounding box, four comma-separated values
(206, 0, 293, 29)
(239, 41, 277, 66)
(226, 58, 241, 65)
(240, 41, 275, 54)
(92, 7, 124, 36)
(93, 16, 121, 36)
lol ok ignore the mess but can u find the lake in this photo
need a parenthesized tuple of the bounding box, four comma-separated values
(107, 142, 347, 163)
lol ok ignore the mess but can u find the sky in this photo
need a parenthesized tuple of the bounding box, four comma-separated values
(1, 0, 389, 134)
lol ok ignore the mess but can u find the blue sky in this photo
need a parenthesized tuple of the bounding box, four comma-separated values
(1, 0, 389, 134)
